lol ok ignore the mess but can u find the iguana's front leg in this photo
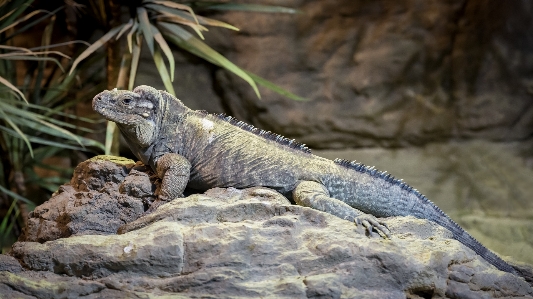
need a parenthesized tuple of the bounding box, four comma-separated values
(293, 181, 390, 238)
(154, 153, 191, 202)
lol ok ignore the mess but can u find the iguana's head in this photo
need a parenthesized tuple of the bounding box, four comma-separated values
(93, 85, 165, 147)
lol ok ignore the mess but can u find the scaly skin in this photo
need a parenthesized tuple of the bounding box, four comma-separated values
(93, 85, 518, 276)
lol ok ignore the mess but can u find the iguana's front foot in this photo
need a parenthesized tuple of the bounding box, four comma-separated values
(293, 180, 390, 239)
(142, 153, 190, 214)
(154, 153, 191, 202)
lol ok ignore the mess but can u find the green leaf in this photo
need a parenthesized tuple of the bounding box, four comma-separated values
(206, 4, 299, 14)
(0, 50, 69, 59)
(1, 6, 64, 43)
(31, 145, 64, 161)
(0, 44, 32, 52)
(0, 9, 43, 35)
(27, 40, 92, 51)
(69, 24, 124, 75)
(127, 21, 139, 53)
(0, 125, 102, 151)
(0, 0, 34, 30)
(0, 198, 20, 238)
(129, 35, 141, 90)
(159, 22, 260, 98)
(151, 24, 174, 82)
(0, 109, 33, 156)
(116, 52, 131, 89)
(153, 10, 207, 39)
(153, 46, 175, 95)
(0, 107, 82, 146)
(0, 75, 27, 102)
(0, 102, 104, 149)
(137, 7, 155, 54)
(41, 73, 76, 106)
(138, 8, 175, 93)
(145, 0, 200, 25)
(105, 121, 115, 155)
(195, 15, 239, 31)
(3, 97, 96, 124)
(1, 55, 65, 72)
(116, 18, 134, 40)
(244, 71, 308, 101)
(35, 180, 62, 193)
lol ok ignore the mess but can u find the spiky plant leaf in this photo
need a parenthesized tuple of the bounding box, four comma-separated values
(129, 34, 142, 90)
(69, 24, 125, 75)
(153, 45, 175, 95)
(116, 18, 134, 40)
(159, 22, 260, 98)
(127, 21, 140, 53)
(145, 0, 200, 24)
(0, 76, 26, 102)
(137, 7, 155, 53)
(206, 3, 299, 14)
(151, 24, 175, 81)
(244, 71, 307, 101)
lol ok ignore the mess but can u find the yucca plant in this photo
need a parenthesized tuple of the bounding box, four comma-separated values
(70, 0, 304, 98)
(0, 0, 104, 252)
(67, 0, 304, 154)
(0, 0, 305, 250)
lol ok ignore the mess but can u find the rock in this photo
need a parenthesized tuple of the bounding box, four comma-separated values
(19, 156, 147, 242)
(136, 0, 533, 148)
(0, 254, 22, 273)
(0, 271, 107, 299)
(2, 156, 533, 297)
(12, 220, 184, 278)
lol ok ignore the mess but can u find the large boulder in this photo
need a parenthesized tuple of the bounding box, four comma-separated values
(2, 156, 532, 298)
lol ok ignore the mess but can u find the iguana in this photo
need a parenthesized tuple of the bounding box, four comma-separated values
(93, 85, 518, 276)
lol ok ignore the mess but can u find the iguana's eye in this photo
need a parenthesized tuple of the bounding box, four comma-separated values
(122, 98, 132, 104)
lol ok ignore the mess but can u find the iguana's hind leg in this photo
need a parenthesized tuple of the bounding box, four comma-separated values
(293, 181, 390, 238)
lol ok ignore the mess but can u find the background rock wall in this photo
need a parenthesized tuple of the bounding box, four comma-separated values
(137, 0, 533, 148)
(133, 0, 533, 268)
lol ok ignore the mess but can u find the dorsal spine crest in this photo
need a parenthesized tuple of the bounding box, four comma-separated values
(334, 158, 464, 237)
(212, 112, 312, 154)
(334, 158, 435, 205)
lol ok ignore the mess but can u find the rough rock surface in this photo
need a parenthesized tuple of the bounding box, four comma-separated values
(2, 156, 533, 298)
(137, 0, 533, 148)
(19, 156, 148, 242)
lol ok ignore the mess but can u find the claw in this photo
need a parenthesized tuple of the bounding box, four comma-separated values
(354, 214, 391, 239)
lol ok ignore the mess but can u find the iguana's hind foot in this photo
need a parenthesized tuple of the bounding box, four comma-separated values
(354, 214, 390, 238)
(143, 198, 168, 215)
(293, 180, 390, 238)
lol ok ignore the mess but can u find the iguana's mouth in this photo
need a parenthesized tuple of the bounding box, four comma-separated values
(92, 90, 120, 120)
(92, 96, 108, 115)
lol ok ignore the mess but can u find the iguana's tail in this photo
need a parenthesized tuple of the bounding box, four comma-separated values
(405, 186, 531, 284)
(432, 214, 517, 274)
(334, 158, 527, 280)
(435, 212, 533, 286)
(418, 198, 532, 281)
